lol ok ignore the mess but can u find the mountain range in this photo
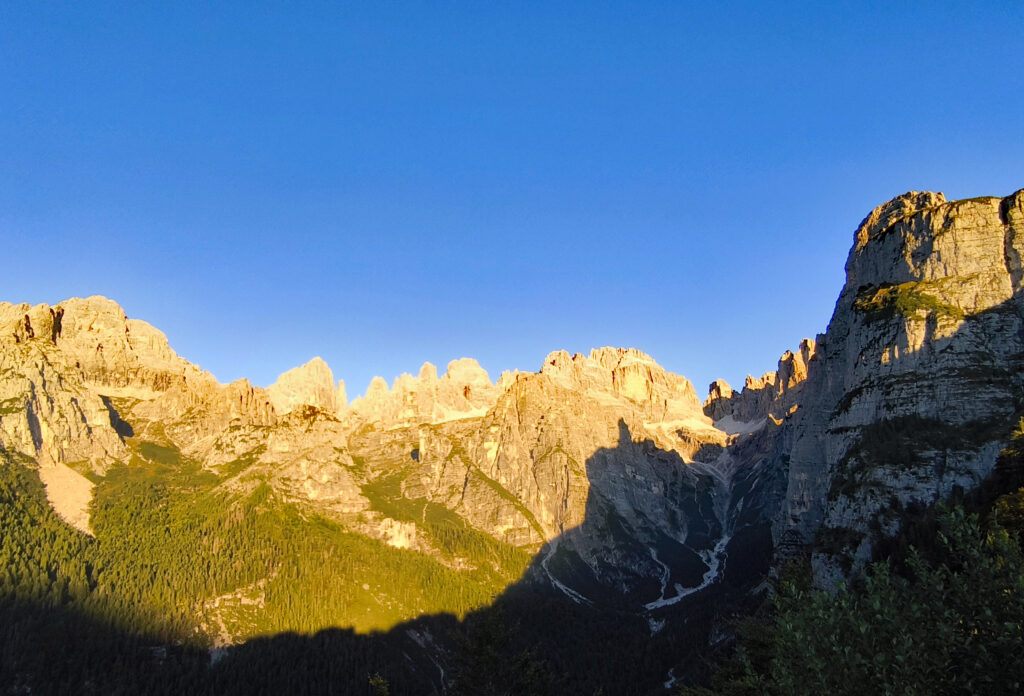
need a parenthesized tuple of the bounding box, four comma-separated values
(2, 187, 1023, 694)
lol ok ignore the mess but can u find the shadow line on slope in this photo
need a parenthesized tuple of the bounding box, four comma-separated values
(2, 416, 776, 696)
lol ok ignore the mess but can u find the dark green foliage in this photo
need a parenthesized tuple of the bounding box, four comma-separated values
(369, 673, 390, 695)
(984, 421, 1024, 543)
(677, 617, 777, 696)
(813, 526, 864, 572)
(206, 625, 440, 695)
(0, 453, 209, 694)
(684, 508, 1024, 696)
(691, 424, 1024, 695)
(138, 440, 186, 466)
(776, 510, 1022, 695)
(995, 489, 1024, 540)
(92, 456, 526, 636)
(217, 444, 266, 478)
(446, 608, 556, 696)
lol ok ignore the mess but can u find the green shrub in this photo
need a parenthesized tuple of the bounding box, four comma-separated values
(684, 507, 1024, 696)
(854, 281, 964, 323)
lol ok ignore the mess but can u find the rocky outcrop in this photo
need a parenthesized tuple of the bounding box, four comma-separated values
(131, 373, 277, 452)
(0, 297, 277, 532)
(348, 358, 499, 427)
(0, 300, 144, 532)
(203, 407, 368, 517)
(703, 339, 817, 431)
(0, 295, 279, 468)
(267, 357, 341, 415)
(703, 379, 734, 421)
(0, 327, 127, 471)
(773, 189, 1024, 582)
(541, 347, 705, 423)
(344, 347, 732, 609)
(1, 296, 202, 399)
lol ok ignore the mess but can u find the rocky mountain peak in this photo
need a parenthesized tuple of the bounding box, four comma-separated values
(706, 379, 733, 400)
(1, 295, 199, 398)
(539, 346, 703, 423)
(336, 380, 348, 410)
(0, 295, 280, 480)
(703, 379, 734, 420)
(442, 357, 490, 387)
(743, 372, 776, 392)
(836, 188, 1024, 332)
(777, 338, 816, 391)
(853, 190, 947, 251)
(267, 356, 339, 415)
(702, 339, 818, 429)
(496, 369, 525, 392)
(418, 361, 439, 382)
(349, 357, 498, 427)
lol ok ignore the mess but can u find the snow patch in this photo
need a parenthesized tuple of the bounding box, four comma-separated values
(540, 539, 592, 605)
(407, 628, 445, 684)
(644, 534, 731, 611)
(664, 667, 678, 690)
(712, 415, 766, 435)
(643, 416, 719, 434)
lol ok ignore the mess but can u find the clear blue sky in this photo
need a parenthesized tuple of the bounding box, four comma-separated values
(2, 2, 1023, 398)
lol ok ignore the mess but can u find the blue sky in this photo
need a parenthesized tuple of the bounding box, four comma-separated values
(2, 1, 1023, 398)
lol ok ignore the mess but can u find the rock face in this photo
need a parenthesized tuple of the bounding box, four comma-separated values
(541, 347, 704, 422)
(348, 358, 499, 427)
(703, 379, 734, 420)
(418, 348, 720, 540)
(2, 296, 202, 399)
(678, 188, 1024, 586)
(0, 296, 278, 528)
(0, 300, 132, 471)
(267, 357, 341, 415)
(772, 189, 1024, 582)
(0, 297, 278, 463)
(704, 339, 817, 431)
(341, 346, 734, 611)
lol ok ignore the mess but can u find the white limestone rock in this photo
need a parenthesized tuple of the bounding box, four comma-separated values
(774, 188, 1024, 580)
(267, 357, 338, 415)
